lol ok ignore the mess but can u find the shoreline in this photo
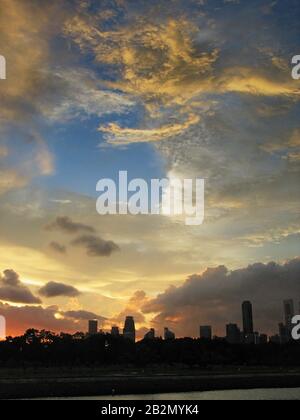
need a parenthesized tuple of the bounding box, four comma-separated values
(1, 372, 300, 399)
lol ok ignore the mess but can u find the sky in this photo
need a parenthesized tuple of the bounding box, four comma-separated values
(0, 0, 300, 339)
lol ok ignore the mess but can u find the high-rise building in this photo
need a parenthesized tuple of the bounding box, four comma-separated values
(269, 334, 280, 344)
(164, 327, 175, 340)
(242, 301, 254, 336)
(123, 316, 136, 342)
(226, 324, 241, 344)
(144, 328, 155, 340)
(200, 326, 212, 340)
(284, 299, 294, 330)
(88, 320, 98, 335)
(279, 322, 290, 344)
(259, 334, 268, 345)
(111, 326, 120, 337)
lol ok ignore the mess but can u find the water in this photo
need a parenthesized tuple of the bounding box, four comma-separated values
(55, 388, 300, 400)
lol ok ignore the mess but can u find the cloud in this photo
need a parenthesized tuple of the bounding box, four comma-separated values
(143, 258, 300, 337)
(49, 242, 67, 254)
(219, 67, 300, 97)
(264, 128, 300, 154)
(0, 168, 29, 195)
(0, 140, 54, 196)
(0, 302, 105, 336)
(65, 14, 218, 104)
(99, 114, 200, 145)
(111, 291, 148, 325)
(45, 216, 95, 234)
(0, 0, 54, 123)
(39, 281, 80, 298)
(289, 129, 300, 148)
(63, 310, 106, 323)
(0, 1, 79, 125)
(0, 0, 134, 128)
(64, 12, 219, 144)
(0, 1, 132, 200)
(33, 135, 55, 176)
(0, 146, 8, 158)
(0, 127, 55, 197)
(44, 69, 134, 122)
(65, 3, 299, 147)
(0, 270, 41, 305)
(71, 235, 120, 257)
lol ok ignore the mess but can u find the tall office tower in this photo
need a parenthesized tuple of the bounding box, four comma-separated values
(226, 324, 241, 344)
(200, 326, 212, 340)
(164, 327, 176, 340)
(123, 316, 136, 342)
(88, 320, 98, 335)
(259, 334, 268, 345)
(111, 326, 120, 337)
(242, 301, 254, 336)
(284, 299, 294, 330)
(269, 335, 281, 344)
(144, 328, 155, 340)
(279, 323, 290, 344)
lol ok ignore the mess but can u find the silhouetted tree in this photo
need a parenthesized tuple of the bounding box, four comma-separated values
(0, 330, 300, 368)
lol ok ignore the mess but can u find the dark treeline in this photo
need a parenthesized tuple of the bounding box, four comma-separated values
(1, 329, 300, 368)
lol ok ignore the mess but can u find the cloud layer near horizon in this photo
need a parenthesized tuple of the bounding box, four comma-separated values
(143, 258, 300, 337)
(1, 257, 300, 338)
(0, 302, 106, 337)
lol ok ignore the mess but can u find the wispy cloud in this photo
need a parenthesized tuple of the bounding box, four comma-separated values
(45, 217, 95, 235)
(100, 114, 200, 145)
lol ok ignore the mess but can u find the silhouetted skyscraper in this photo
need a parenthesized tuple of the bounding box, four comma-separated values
(226, 324, 241, 344)
(279, 322, 290, 344)
(200, 326, 212, 340)
(242, 301, 254, 336)
(111, 326, 120, 337)
(88, 320, 98, 335)
(123, 316, 136, 342)
(284, 299, 294, 330)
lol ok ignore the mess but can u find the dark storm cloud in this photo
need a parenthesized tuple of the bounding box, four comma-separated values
(143, 258, 300, 337)
(39, 281, 80, 298)
(49, 242, 67, 254)
(71, 235, 120, 257)
(0, 270, 41, 305)
(45, 216, 95, 234)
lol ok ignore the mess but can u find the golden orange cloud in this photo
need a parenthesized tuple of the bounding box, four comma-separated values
(0, 0, 52, 120)
(0, 0, 60, 193)
(65, 16, 218, 107)
(219, 67, 300, 97)
(64, 10, 300, 146)
(99, 114, 200, 144)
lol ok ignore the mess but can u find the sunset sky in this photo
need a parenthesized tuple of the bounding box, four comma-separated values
(0, 0, 300, 338)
